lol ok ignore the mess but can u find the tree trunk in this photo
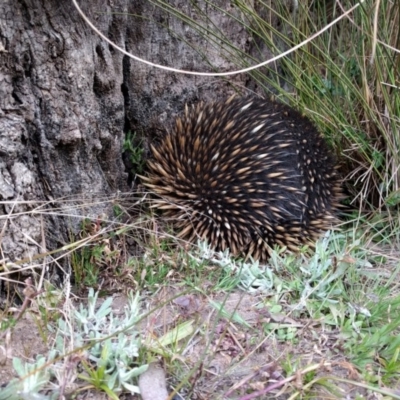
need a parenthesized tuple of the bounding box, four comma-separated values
(0, 0, 255, 282)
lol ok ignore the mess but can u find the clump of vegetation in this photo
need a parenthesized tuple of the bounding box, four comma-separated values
(0, 288, 146, 400)
(242, 0, 399, 214)
(123, 131, 146, 176)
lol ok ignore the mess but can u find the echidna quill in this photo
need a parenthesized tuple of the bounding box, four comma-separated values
(141, 96, 342, 261)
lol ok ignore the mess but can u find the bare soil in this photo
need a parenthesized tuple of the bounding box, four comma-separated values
(0, 287, 375, 399)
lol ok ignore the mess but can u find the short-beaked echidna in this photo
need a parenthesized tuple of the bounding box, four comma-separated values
(142, 96, 342, 261)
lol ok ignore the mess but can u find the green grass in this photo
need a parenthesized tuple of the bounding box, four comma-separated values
(123, 131, 146, 177)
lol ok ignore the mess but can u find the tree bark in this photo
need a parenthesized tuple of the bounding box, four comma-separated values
(0, 0, 255, 279)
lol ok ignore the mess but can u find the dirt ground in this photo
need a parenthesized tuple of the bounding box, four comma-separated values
(0, 287, 382, 399)
(0, 312, 49, 386)
(136, 288, 374, 399)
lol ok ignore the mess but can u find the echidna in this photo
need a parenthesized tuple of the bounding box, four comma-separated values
(142, 96, 342, 261)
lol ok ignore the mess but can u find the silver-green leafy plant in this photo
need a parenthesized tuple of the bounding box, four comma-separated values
(0, 352, 58, 400)
(0, 288, 146, 400)
(191, 240, 276, 293)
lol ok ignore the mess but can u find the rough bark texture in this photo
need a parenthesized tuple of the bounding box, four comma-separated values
(0, 0, 262, 278)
